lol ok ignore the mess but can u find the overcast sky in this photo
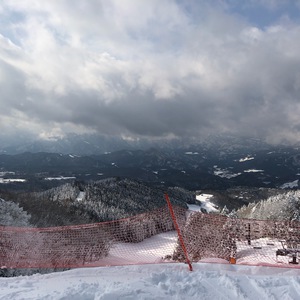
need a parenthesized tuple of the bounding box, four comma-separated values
(1, 0, 300, 144)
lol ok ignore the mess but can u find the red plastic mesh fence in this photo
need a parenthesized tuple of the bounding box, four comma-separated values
(174, 211, 300, 268)
(1, 204, 300, 269)
(0, 205, 186, 269)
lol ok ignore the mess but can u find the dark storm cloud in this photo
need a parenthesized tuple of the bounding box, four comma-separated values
(37, 88, 216, 138)
(1, 0, 300, 143)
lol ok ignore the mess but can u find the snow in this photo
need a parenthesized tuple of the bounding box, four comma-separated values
(187, 204, 202, 211)
(196, 193, 213, 202)
(76, 191, 85, 202)
(44, 176, 76, 181)
(1, 210, 300, 299)
(239, 156, 255, 162)
(195, 194, 218, 212)
(93, 231, 177, 267)
(0, 178, 26, 183)
(244, 169, 264, 173)
(0, 171, 15, 176)
(1, 263, 300, 299)
(0, 171, 24, 184)
(280, 180, 299, 189)
(213, 166, 242, 179)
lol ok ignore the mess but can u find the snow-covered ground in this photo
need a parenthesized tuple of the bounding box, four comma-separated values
(244, 169, 264, 173)
(213, 166, 242, 179)
(1, 231, 300, 299)
(0, 178, 26, 183)
(1, 208, 300, 299)
(239, 156, 255, 162)
(1, 263, 300, 299)
(195, 194, 218, 212)
(44, 176, 76, 181)
(280, 180, 299, 189)
(76, 191, 85, 202)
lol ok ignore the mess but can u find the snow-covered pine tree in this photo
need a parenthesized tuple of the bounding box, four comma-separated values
(0, 198, 31, 226)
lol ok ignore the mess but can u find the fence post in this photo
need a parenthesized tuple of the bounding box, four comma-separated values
(164, 193, 193, 271)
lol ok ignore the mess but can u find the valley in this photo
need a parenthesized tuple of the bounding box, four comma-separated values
(1, 141, 300, 192)
(1, 135, 300, 230)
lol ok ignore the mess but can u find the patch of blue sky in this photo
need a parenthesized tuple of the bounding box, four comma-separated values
(0, 10, 25, 47)
(177, 1, 300, 28)
(226, 2, 300, 28)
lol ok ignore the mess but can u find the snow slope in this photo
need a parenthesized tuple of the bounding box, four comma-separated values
(1, 263, 300, 299)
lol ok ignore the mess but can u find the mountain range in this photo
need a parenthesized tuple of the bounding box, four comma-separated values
(1, 134, 300, 225)
(0, 136, 300, 191)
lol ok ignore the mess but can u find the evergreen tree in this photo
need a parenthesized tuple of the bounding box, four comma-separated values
(0, 198, 31, 226)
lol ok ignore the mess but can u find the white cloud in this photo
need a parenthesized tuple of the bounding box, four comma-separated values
(0, 1, 300, 143)
(241, 27, 264, 43)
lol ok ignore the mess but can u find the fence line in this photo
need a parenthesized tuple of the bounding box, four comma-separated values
(0, 201, 300, 270)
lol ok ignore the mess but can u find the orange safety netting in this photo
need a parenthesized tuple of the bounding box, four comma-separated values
(1, 203, 300, 269)
(175, 211, 300, 268)
(0, 205, 185, 269)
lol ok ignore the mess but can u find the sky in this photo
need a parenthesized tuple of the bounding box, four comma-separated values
(1, 0, 300, 144)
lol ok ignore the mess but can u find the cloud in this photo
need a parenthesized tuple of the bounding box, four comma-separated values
(0, 0, 300, 144)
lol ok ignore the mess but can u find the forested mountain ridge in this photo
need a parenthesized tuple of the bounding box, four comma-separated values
(2, 140, 300, 191)
(0, 134, 272, 156)
(1, 178, 195, 227)
(36, 178, 194, 221)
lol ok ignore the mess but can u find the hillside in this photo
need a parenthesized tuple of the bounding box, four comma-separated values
(2, 178, 194, 227)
